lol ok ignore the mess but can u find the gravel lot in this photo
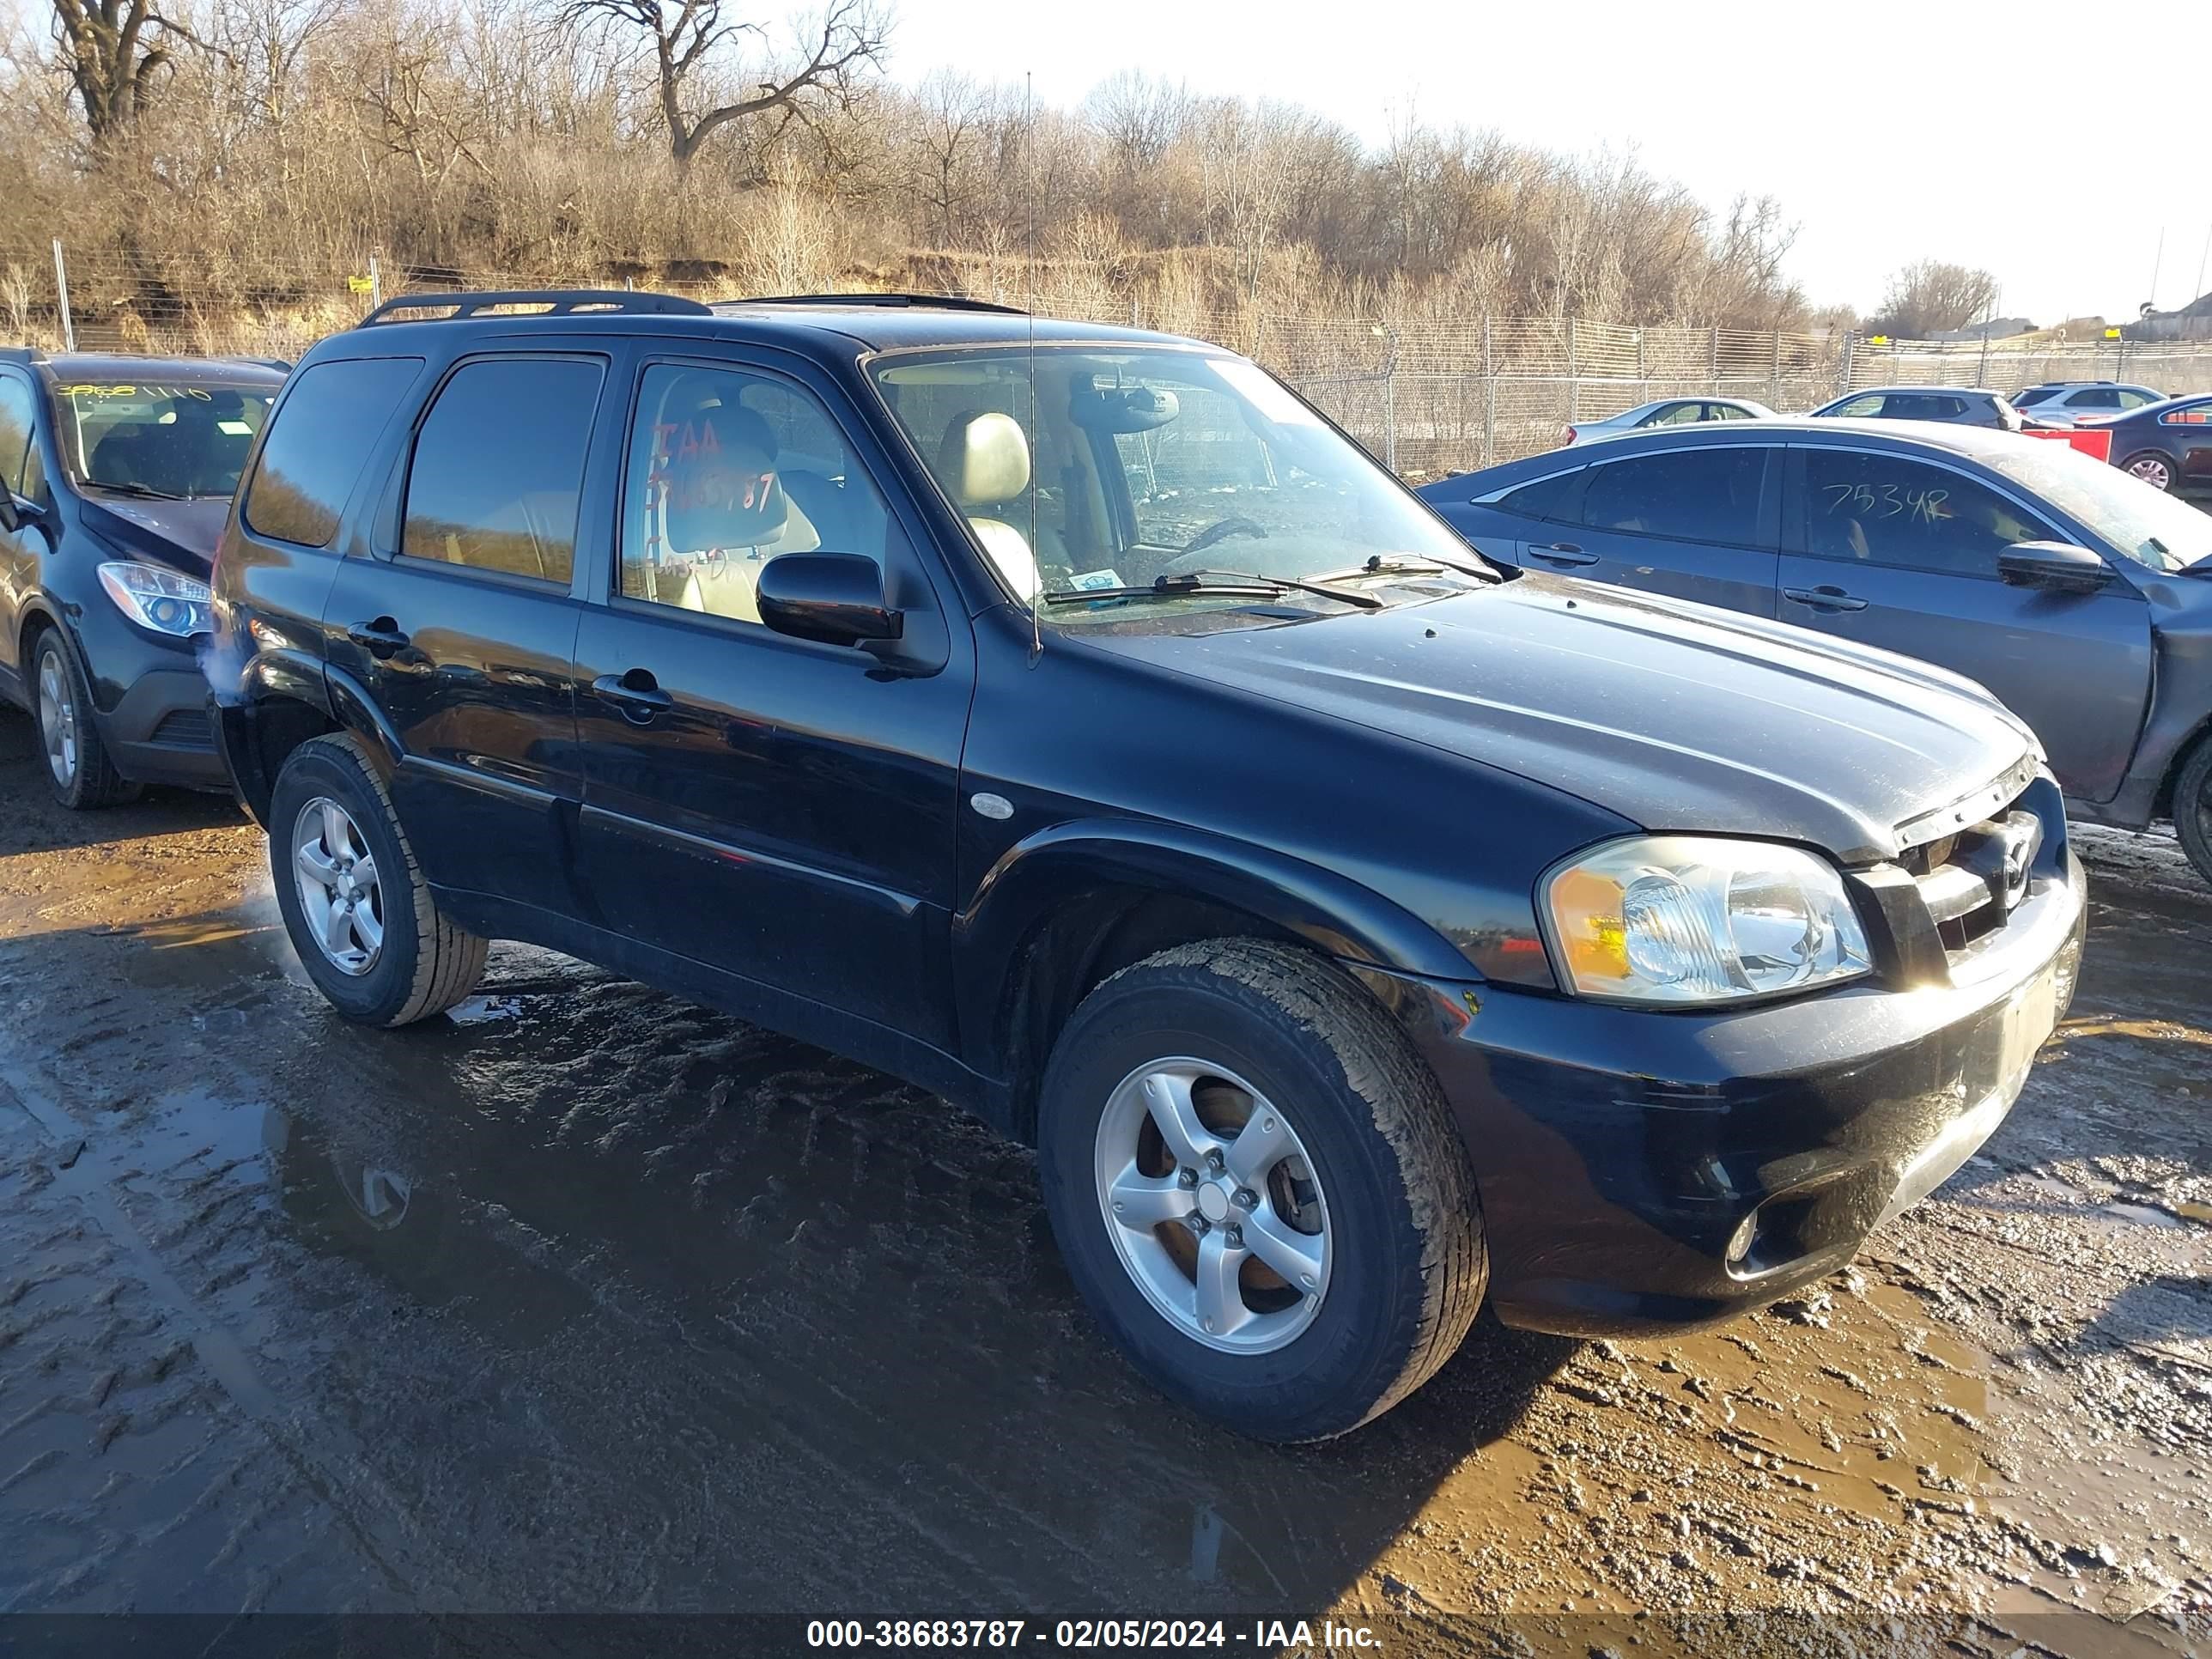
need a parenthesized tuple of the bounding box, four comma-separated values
(0, 707, 2206, 1656)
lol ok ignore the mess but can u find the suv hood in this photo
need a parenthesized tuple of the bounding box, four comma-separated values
(1095, 577, 2036, 866)
(80, 495, 231, 578)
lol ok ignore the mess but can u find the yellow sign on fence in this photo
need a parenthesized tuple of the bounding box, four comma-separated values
(347, 275, 374, 295)
(2104, 328, 2122, 339)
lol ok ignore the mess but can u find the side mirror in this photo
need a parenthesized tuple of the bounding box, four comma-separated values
(756, 552, 903, 647)
(0, 493, 46, 536)
(1998, 541, 2112, 595)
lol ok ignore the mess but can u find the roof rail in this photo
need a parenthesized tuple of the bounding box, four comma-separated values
(0, 345, 47, 364)
(726, 292, 1029, 316)
(356, 289, 712, 327)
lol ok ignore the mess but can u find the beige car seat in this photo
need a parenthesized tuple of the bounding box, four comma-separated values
(936, 410, 1044, 600)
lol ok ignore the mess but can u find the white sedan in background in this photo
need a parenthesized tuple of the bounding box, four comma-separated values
(1560, 396, 1776, 447)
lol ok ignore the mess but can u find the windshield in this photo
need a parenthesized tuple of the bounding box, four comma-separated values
(55, 379, 276, 499)
(869, 345, 1486, 620)
(1986, 439, 2211, 573)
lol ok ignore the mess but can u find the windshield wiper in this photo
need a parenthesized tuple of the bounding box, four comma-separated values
(1043, 569, 1382, 611)
(84, 481, 189, 501)
(1339, 552, 1501, 585)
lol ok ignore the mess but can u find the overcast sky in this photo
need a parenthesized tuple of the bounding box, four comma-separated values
(883, 0, 2211, 324)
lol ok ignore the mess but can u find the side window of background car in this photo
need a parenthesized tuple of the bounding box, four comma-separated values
(1831, 394, 1885, 418)
(1802, 451, 2055, 577)
(617, 362, 892, 626)
(400, 357, 604, 584)
(245, 356, 423, 548)
(2073, 388, 2120, 409)
(1581, 448, 1767, 546)
(0, 377, 36, 497)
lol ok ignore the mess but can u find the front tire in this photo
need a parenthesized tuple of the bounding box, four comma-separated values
(1037, 939, 1486, 1441)
(268, 734, 488, 1026)
(2174, 734, 2212, 890)
(33, 629, 138, 810)
(2122, 450, 2177, 493)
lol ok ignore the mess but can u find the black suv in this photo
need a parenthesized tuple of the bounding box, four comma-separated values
(209, 291, 2086, 1441)
(0, 349, 286, 805)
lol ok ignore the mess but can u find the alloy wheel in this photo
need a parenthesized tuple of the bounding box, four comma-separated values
(36, 647, 76, 790)
(292, 796, 386, 976)
(1093, 1057, 1330, 1354)
(2128, 454, 2175, 491)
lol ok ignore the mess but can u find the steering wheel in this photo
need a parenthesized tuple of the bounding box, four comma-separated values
(1158, 517, 1269, 575)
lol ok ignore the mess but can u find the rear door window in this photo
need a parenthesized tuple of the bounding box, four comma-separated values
(1581, 447, 1769, 546)
(2070, 388, 2121, 409)
(245, 357, 422, 548)
(1802, 450, 2057, 576)
(401, 356, 605, 585)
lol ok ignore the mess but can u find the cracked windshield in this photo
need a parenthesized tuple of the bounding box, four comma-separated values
(872, 346, 1490, 619)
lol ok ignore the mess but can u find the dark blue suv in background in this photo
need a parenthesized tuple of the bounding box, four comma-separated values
(0, 349, 285, 806)
(207, 291, 2082, 1440)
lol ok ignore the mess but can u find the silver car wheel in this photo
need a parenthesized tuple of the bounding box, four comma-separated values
(1093, 1057, 1330, 1354)
(2128, 454, 2174, 491)
(36, 647, 76, 789)
(292, 796, 386, 976)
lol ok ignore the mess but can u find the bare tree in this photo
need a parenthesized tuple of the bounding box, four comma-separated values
(558, 0, 884, 171)
(46, 0, 190, 143)
(1869, 260, 1998, 337)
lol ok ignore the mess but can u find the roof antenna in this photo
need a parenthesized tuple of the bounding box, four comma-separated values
(1024, 68, 1043, 666)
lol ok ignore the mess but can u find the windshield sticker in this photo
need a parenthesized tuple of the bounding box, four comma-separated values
(1068, 568, 1124, 591)
(57, 383, 216, 402)
(217, 420, 254, 436)
(1212, 360, 1321, 426)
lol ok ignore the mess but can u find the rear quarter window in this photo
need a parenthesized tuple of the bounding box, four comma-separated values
(244, 356, 423, 548)
(1495, 468, 1583, 520)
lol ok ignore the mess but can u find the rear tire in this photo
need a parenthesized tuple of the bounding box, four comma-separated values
(2121, 450, 2176, 493)
(2174, 734, 2212, 890)
(1036, 938, 1486, 1442)
(33, 629, 139, 810)
(269, 733, 488, 1026)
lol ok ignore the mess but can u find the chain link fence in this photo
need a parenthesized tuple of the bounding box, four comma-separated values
(9, 240, 2212, 482)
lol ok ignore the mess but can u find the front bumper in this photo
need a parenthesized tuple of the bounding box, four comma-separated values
(100, 666, 228, 788)
(70, 599, 228, 789)
(1358, 845, 2085, 1338)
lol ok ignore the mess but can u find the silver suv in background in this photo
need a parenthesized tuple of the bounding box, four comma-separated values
(2011, 382, 2167, 426)
(1810, 386, 2025, 430)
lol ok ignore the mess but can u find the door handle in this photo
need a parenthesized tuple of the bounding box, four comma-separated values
(1528, 542, 1597, 566)
(346, 617, 410, 658)
(593, 670, 673, 724)
(1783, 586, 1869, 612)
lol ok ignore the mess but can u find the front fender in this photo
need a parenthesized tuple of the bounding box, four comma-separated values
(954, 818, 1481, 1067)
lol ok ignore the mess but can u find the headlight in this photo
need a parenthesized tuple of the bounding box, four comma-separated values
(97, 562, 213, 637)
(1541, 836, 1870, 1005)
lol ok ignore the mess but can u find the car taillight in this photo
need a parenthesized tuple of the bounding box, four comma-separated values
(1563, 426, 1578, 444)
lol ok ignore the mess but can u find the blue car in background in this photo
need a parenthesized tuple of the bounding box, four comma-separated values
(2075, 392, 2212, 495)
(1417, 418, 2212, 883)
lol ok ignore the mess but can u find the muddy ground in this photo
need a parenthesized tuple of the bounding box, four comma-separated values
(0, 709, 2205, 1657)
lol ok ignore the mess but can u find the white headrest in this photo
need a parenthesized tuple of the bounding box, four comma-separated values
(939, 411, 1031, 505)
